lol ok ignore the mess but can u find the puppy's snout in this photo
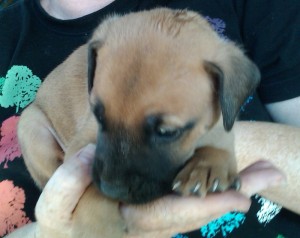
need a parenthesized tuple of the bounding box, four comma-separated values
(92, 158, 103, 183)
(92, 157, 128, 200)
(120, 141, 130, 157)
(100, 179, 129, 200)
(93, 129, 180, 203)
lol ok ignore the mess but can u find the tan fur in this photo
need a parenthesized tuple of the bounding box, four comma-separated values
(18, 8, 260, 237)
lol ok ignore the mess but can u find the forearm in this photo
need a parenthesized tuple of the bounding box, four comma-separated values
(266, 96, 300, 127)
(234, 121, 300, 214)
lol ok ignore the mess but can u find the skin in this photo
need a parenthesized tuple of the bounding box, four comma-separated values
(5, 1, 300, 237)
(6, 138, 287, 238)
(40, 0, 116, 19)
(235, 121, 300, 214)
(266, 96, 300, 127)
(122, 161, 286, 238)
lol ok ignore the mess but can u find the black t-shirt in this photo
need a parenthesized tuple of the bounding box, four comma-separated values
(0, 0, 299, 237)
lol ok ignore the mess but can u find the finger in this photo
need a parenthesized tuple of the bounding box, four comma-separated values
(123, 160, 285, 235)
(121, 192, 250, 233)
(239, 160, 286, 196)
(36, 144, 95, 226)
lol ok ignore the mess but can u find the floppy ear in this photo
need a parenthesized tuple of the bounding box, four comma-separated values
(87, 40, 103, 94)
(204, 44, 261, 131)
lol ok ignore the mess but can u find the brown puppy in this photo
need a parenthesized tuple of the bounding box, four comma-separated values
(18, 8, 260, 237)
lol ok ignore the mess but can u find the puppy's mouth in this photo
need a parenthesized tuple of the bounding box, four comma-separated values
(95, 172, 173, 204)
(92, 160, 175, 204)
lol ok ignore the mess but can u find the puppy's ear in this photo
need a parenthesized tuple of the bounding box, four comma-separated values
(88, 40, 103, 94)
(204, 44, 260, 131)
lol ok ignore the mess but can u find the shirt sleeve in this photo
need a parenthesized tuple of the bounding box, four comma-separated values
(239, 0, 300, 103)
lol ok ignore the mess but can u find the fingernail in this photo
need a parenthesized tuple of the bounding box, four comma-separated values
(78, 144, 96, 164)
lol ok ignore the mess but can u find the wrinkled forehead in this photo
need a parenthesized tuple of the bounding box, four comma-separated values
(90, 23, 215, 127)
(91, 55, 213, 128)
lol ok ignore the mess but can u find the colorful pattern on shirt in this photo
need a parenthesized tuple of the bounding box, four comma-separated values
(0, 65, 41, 113)
(0, 116, 21, 168)
(0, 65, 41, 236)
(0, 180, 31, 237)
(200, 212, 246, 238)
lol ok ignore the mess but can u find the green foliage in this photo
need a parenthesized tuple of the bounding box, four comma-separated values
(277, 235, 285, 238)
(0, 77, 4, 94)
(0, 66, 41, 112)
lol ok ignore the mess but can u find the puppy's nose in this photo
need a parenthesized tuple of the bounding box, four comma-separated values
(100, 179, 128, 200)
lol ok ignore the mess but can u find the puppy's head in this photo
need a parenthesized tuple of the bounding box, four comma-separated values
(87, 9, 260, 204)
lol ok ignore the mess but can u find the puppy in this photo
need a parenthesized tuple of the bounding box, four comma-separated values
(18, 8, 260, 237)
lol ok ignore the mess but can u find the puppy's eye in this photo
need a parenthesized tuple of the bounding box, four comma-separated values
(93, 101, 106, 130)
(144, 115, 186, 143)
(155, 126, 182, 141)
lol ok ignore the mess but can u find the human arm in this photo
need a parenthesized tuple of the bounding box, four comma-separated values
(121, 160, 284, 238)
(265, 96, 300, 127)
(5, 141, 285, 238)
(5, 144, 95, 238)
(121, 121, 300, 237)
(234, 121, 300, 214)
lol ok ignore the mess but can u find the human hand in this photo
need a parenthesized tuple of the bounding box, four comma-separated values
(5, 144, 96, 238)
(121, 160, 286, 238)
(34, 144, 96, 238)
(5, 145, 285, 238)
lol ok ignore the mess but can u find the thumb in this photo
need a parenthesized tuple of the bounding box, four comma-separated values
(121, 192, 251, 233)
(36, 144, 96, 226)
(239, 160, 286, 197)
